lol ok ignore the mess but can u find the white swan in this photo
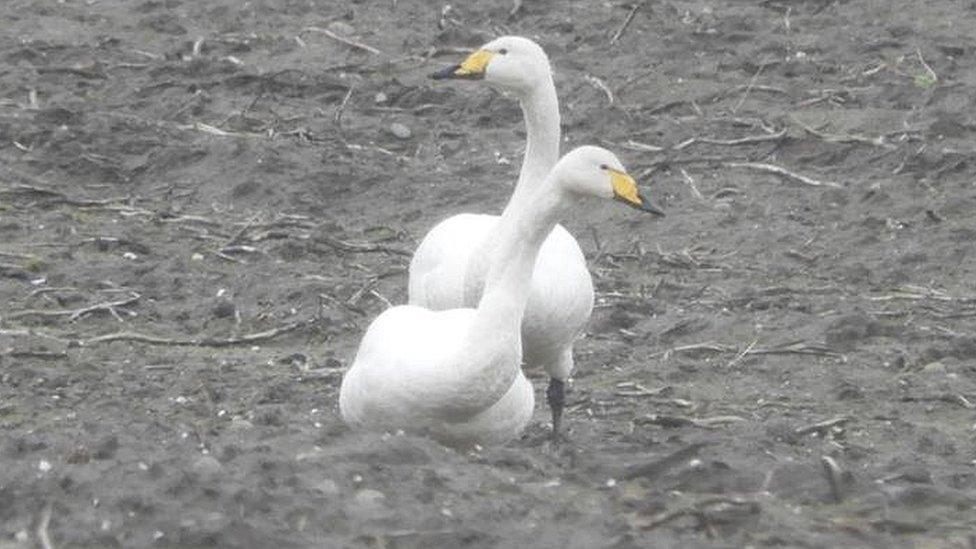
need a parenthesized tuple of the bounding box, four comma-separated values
(340, 146, 664, 447)
(412, 36, 627, 437)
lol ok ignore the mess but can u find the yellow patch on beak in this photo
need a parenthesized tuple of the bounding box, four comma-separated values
(611, 169, 665, 215)
(455, 49, 495, 77)
(610, 169, 641, 207)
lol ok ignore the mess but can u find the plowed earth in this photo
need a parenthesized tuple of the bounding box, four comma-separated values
(1, 0, 975, 547)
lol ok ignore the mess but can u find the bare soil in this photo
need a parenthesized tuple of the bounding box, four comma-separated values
(2, 0, 976, 547)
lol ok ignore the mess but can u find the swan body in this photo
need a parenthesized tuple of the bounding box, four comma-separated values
(341, 146, 663, 447)
(339, 305, 535, 446)
(411, 37, 591, 433)
(410, 215, 590, 379)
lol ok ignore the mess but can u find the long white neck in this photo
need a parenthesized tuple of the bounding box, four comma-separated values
(471, 177, 564, 344)
(504, 76, 560, 211)
(449, 175, 566, 415)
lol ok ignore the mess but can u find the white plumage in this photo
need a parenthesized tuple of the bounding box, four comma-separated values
(410, 36, 589, 435)
(340, 146, 662, 447)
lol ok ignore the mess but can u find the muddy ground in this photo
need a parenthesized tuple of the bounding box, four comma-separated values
(1, 0, 975, 546)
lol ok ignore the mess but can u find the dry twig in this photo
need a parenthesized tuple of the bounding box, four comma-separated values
(508, 0, 523, 18)
(8, 292, 141, 322)
(915, 46, 938, 85)
(0, 182, 128, 208)
(585, 75, 614, 106)
(610, 1, 646, 45)
(0, 250, 39, 261)
(334, 86, 355, 128)
(732, 64, 766, 114)
(679, 169, 705, 201)
(901, 393, 975, 409)
(635, 414, 746, 429)
(725, 161, 842, 188)
(674, 129, 787, 150)
(37, 502, 54, 549)
(795, 416, 851, 436)
(639, 496, 760, 531)
(76, 317, 322, 347)
(303, 26, 382, 55)
(726, 337, 759, 368)
(614, 382, 669, 397)
(621, 442, 709, 480)
(313, 234, 410, 256)
(0, 349, 68, 360)
(789, 114, 895, 149)
(821, 455, 845, 503)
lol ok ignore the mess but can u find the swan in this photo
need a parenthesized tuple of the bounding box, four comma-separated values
(411, 36, 600, 438)
(340, 146, 663, 447)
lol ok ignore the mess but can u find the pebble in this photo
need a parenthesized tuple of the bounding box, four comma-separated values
(212, 298, 236, 319)
(389, 122, 411, 139)
(327, 21, 355, 36)
(191, 455, 222, 478)
(374, 92, 388, 104)
(314, 478, 341, 496)
(921, 361, 945, 374)
(228, 417, 254, 432)
(349, 489, 388, 519)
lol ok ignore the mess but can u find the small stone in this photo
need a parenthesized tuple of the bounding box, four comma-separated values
(191, 455, 222, 478)
(389, 122, 411, 140)
(212, 298, 236, 319)
(191, 253, 204, 261)
(354, 489, 385, 504)
(314, 478, 341, 496)
(374, 92, 388, 104)
(921, 361, 945, 374)
(349, 489, 388, 519)
(327, 21, 355, 36)
(38, 459, 52, 472)
(66, 445, 91, 464)
(228, 417, 253, 432)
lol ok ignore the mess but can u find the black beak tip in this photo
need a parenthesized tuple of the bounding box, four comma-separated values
(643, 204, 666, 216)
(429, 65, 461, 80)
(638, 192, 665, 216)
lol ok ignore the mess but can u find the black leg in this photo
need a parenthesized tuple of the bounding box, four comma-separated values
(546, 377, 565, 440)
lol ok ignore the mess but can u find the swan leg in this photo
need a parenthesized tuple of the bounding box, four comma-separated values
(546, 377, 565, 439)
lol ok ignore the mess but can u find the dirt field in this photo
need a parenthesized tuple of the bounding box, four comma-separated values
(2, 0, 975, 546)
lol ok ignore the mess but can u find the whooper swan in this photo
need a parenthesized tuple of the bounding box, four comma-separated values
(411, 37, 634, 437)
(340, 146, 664, 447)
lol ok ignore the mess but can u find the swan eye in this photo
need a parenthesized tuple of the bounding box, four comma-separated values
(498, 48, 508, 55)
(599, 164, 608, 170)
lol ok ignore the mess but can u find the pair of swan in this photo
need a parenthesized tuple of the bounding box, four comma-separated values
(412, 37, 587, 437)
(339, 37, 663, 446)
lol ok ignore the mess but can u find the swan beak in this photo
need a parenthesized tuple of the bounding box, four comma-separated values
(430, 49, 494, 80)
(611, 170, 665, 216)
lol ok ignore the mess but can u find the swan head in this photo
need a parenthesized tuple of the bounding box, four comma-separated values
(430, 36, 552, 95)
(554, 146, 665, 216)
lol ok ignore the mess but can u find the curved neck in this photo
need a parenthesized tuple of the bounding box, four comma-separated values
(505, 78, 560, 210)
(447, 175, 567, 415)
(473, 177, 565, 340)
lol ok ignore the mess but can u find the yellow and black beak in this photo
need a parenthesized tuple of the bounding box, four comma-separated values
(610, 169, 665, 216)
(430, 49, 495, 80)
